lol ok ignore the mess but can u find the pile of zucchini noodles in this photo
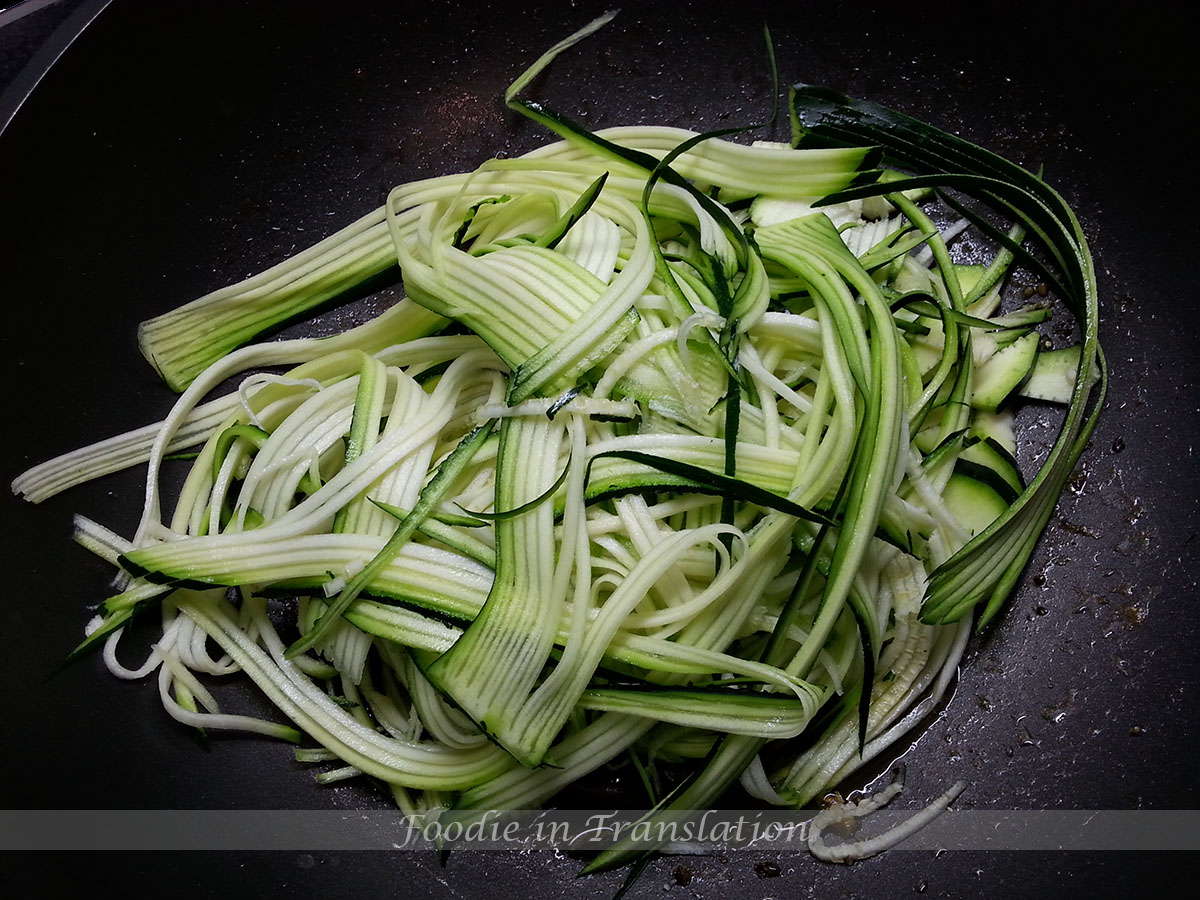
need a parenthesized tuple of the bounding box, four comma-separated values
(12, 16, 1103, 875)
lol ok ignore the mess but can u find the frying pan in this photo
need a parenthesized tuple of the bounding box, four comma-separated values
(2, 1, 1197, 896)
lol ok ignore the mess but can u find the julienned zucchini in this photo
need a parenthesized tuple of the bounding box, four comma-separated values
(941, 472, 1010, 536)
(12, 12, 1103, 884)
(971, 331, 1039, 413)
(958, 436, 1024, 504)
(1021, 344, 1099, 403)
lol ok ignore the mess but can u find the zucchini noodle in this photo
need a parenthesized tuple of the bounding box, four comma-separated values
(11, 12, 1103, 882)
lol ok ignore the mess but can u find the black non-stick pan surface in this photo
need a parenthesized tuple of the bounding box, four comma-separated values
(2, 1, 1197, 896)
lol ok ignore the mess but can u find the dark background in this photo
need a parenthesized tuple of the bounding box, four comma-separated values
(1, 1, 1197, 896)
